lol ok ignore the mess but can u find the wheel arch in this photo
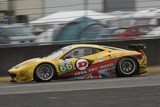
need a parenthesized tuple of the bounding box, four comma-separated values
(116, 56, 140, 75)
(33, 62, 58, 81)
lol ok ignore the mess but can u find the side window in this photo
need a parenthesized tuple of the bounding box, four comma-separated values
(72, 48, 85, 58)
(63, 48, 85, 59)
(63, 47, 103, 59)
(92, 48, 102, 54)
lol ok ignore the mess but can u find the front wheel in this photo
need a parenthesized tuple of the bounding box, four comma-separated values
(34, 63, 55, 82)
(116, 57, 138, 77)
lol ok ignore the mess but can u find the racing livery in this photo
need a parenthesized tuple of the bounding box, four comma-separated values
(8, 44, 147, 82)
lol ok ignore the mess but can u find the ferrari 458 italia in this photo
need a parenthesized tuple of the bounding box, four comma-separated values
(8, 44, 147, 82)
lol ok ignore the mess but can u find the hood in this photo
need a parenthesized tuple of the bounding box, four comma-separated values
(14, 58, 40, 68)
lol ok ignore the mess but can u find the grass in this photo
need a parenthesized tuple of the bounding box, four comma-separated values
(0, 66, 160, 84)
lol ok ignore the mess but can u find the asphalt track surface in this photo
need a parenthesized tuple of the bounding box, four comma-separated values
(0, 75, 160, 107)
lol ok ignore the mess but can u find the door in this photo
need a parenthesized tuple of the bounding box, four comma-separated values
(57, 47, 104, 77)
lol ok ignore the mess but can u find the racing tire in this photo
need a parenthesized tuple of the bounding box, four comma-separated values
(116, 57, 138, 77)
(34, 63, 56, 82)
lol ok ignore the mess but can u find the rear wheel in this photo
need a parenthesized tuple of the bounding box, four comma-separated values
(34, 63, 55, 82)
(116, 57, 138, 77)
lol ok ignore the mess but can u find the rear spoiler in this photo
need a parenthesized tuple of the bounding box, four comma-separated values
(128, 44, 146, 51)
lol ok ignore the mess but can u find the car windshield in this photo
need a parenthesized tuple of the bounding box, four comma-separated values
(0, 27, 33, 36)
(47, 45, 72, 59)
(47, 49, 64, 59)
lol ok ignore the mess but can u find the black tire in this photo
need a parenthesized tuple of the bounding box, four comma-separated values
(116, 57, 138, 77)
(34, 63, 55, 82)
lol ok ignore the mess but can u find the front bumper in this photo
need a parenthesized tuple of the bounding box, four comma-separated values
(8, 70, 33, 83)
(8, 59, 40, 82)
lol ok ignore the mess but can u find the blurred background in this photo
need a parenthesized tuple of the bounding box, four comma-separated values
(0, 0, 160, 44)
(0, 0, 160, 75)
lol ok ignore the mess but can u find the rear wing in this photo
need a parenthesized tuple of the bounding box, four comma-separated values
(128, 44, 146, 51)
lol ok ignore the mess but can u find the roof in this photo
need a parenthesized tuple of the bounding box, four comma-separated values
(70, 44, 102, 48)
(65, 44, 124, 51)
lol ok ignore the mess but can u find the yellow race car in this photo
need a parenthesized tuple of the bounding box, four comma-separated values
(8, 44, 147, 82)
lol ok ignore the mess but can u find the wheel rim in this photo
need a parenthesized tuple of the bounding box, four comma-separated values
(37, 64, 54, 81)
(120, 58, 136, 75)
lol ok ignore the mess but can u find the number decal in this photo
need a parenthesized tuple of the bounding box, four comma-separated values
(66, 62, 73, 70)
(59, 63, 67, 72)
(59, 61, 73, 72)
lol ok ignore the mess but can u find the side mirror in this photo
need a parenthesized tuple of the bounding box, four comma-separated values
(63, 55, 71, 60)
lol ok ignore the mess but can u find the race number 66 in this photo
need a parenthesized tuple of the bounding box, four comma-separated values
(59, 62, 73, 72)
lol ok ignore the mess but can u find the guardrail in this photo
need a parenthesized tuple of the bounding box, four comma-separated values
(0, 37, 160, 76)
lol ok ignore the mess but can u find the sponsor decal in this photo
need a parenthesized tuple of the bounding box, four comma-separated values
(20, 70, 28, 76)
(75, 63, 114, 76)
(59, 58, 118, 78)
(100, 63, 113, 69)
(75, 70, 88, 76)
(76, 59, 89, 71)
(20, 70, 30, 81)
